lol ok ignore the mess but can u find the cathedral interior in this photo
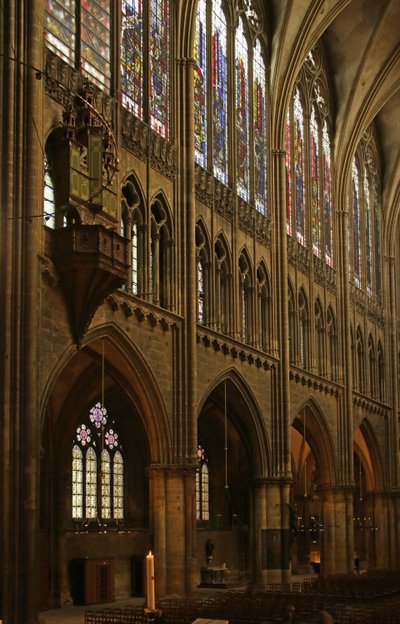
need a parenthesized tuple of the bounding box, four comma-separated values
(1, 1, 400, 623)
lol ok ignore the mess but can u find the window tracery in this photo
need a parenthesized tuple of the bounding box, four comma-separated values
(196, 445, 209, 521)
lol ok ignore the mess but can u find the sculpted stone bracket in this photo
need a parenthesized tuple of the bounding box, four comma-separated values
(50, 224, 129, 344)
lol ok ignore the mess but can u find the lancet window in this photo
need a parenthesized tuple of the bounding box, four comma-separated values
(285, 46, 333, 264)
(45, 0, 111, 89)
(349, 130, 382, 301)
(72, 403, 124, 521)
(194, 1, 267, 212)
(196, 445, 210, 521)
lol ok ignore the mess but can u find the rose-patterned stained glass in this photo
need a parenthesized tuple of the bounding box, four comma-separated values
(101, 449, 111, 518)
(105, 429, 119, 449)
(352, 159, 361, 288)
(76, 423, 91, 446)
(323, 121, 333, 266)
(310, 107, 320, 257)
(285, 108, 292, 235)
(86, 447, 97, 518)
(212, 1, 228, 185)
(194, 0, 207, 168)
(235, 18, 249, 201)
(72, 445, 83, 518)
(81, 0, 111, 89)
(149, 0, 170, 139)
(121, 0, 143, 118)
(113, 451, 124, 519)
(44, 0, 76, 67)
(364, 174, 372, 295)
(89, 402, 108, 428)
(253, 39, 267, 215)
(294, 89, 305, 245)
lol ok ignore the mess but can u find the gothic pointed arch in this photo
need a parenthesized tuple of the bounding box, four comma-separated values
(196, 218, 212, 324)
(314, 297, 325, 376)
(121, 173, 146, 295)
(214, 232, 232, 335)
(256, 259, 271, 352)
(238, 246, 254, 344)
(326, 305, 338, 382)
(150, 192, 175, 310)
(288, 278, 296, 364)
(298, 287, 310, 370)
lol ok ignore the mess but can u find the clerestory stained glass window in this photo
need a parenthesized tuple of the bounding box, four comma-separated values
(253, 39, 267, 215)
(364, 174, 372, 295)
(45, 0, 76, 67)
(322, 120, 333, 266)
(71, 402, 124, 521)
(352, 160, 361, 288)
(121, 0, 143, 118)
(294, 89, 305, 245)
(194, 0, 207, 168)
(149, 0, 170, 138)
(81, 0, 111, 88)
(310, 107, 320, 257)
(45, 1, 111, 90)
(211, 1, 228, 184)
(235, 18, 249, 201)
(285, 108, 292, 235)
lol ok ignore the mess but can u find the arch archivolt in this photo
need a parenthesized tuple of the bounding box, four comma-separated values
(40, 323, 172, 465)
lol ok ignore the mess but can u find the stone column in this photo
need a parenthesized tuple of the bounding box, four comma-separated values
(321, 486, 353, 575)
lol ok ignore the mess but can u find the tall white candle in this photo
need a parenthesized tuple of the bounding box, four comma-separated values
(146, 551, 155, 610)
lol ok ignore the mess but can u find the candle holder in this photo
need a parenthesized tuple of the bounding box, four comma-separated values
(144, 607, 162, 623)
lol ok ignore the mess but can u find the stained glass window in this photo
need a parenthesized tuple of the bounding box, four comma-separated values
(101, 449, 111, 518)
(235, 18, 249, 201)
(352, 160, 361, 288)
(72, 445, 83, 518)
(45, 0, 76, 66)
(86, 447, 98, 518)
(196, 445, 209, 521)
(81, 1, 111, 88)
(45, 1, 111, 90)
(121, 0, 143, 118)
(322, 121, 333, 266)
(294, 89, 305, 245)
(44, 154, 56, 228)
(149, 0, 170, 138)
(364, 174, 372, 295)
(285, 108, 292, 235)
(71, 403, 124, 521)
(198, 260, 205, 322)
(132, 221, 138, 294)
(253, 40, 267, 214)
(113, 451, 124, 519)
(212, 1, 228, 184)
(310, 107, 320, 256)
(374, 189, 381, 300)
(194, 0, 207, 168)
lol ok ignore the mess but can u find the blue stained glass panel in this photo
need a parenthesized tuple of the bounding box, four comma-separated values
(149, 0, 170, 139)
(253, 39, 267, 215)
(235, 18, 249, 201)
(121, 0, 143, 118)
(294, 89, 305, 245)
(212, 1, 228, 184)
(194, 0, 207, 168)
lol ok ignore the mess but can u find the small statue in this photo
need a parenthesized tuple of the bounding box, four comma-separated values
(205, 539, 214, 565)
